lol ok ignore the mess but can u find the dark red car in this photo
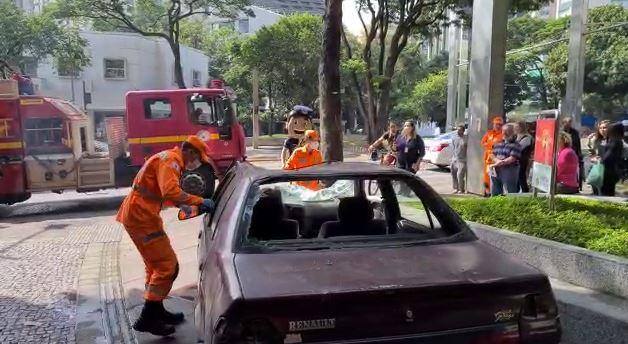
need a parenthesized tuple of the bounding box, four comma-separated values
(195, 162, 561, 344)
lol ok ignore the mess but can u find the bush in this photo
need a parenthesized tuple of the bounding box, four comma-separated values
(446, 196, 628, 258)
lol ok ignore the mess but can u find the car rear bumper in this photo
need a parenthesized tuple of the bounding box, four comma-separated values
(423, 152, 450, 166)
(301, 322, 556, 344)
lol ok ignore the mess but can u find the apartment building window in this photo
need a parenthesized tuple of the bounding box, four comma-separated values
(238, 19, 250, 33)
(104, 58, 126, 79)
(192, 70, 202, 87)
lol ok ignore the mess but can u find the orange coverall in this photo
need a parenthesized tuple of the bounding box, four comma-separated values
(284, 146, 323, 190)
(481, 130, 504, 191)
(116, 147, 203, 301)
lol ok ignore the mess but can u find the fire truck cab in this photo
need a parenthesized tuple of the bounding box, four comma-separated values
(0, 79, 246, 205)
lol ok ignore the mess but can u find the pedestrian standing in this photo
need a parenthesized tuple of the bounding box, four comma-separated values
(489, 124, 522, 196)
(562, 117, 583, 190)
(594, 123, 624, 196)
(514, 121, 533, 192)
(587, 120, 610, 195)
(481, 117, 505, 195)
(450, 124, 467, 194)
(395, 120, 425, 173)
(556, 131, 580, 194)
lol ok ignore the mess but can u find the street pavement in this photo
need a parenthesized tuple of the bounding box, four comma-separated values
(0, 148, 480, 344)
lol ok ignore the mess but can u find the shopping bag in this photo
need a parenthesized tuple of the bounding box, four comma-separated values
(586, 163, 604, 189)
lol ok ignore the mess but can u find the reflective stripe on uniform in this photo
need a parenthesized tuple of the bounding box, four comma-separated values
(132, 184, 163, 203)
(142, 231, 166, 243)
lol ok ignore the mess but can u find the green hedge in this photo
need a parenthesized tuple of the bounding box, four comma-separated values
(446, 196, 628, 258)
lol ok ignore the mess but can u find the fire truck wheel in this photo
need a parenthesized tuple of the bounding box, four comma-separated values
(180, 163, 215, 199)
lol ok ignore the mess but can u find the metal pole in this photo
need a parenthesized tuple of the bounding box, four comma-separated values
(446, 11, 461, 129)
(251, 68, 260, 149)
(561, 0, 588, 129)
(466, 0, 509, 195)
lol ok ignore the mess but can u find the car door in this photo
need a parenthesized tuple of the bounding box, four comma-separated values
(196, 168, 238, 335)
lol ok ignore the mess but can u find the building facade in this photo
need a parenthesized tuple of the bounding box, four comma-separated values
(32, 31, 210, 137)
(206, 0, 325, 34)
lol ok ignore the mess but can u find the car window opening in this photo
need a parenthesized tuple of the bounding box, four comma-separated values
(242, 176, 469, 252)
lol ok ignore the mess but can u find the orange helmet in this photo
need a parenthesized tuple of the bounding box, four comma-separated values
(492, 117, 504, 124)
(304, 130, 319, 141)
(184, 135, 210, 163)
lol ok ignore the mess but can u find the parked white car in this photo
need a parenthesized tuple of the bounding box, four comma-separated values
(422, 131, 457, 169)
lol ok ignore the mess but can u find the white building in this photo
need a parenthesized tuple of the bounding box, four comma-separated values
(33, 31, 210, 134)
(206, 0, 325, 34)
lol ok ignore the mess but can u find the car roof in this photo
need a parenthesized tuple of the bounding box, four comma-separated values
(236, 161, 413, 182)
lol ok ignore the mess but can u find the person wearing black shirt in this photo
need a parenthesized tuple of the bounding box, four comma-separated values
(562, 117, 583, 190)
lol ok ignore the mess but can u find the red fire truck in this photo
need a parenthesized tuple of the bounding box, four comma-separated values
(0, 79, 246, 205)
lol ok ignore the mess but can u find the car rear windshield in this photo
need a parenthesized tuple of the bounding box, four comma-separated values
(238, 176, 474, 252)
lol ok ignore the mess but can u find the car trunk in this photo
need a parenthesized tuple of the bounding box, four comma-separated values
(234, 241, 553, 343)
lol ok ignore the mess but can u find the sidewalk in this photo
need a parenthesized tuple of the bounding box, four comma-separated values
(118, 209, 201, 343)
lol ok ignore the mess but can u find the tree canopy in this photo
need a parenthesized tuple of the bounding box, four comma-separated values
(0, 0, 89, 77)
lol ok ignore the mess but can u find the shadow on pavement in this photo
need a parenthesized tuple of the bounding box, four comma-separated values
(0, 209, 118, 224)
(0, 197, 124, 219)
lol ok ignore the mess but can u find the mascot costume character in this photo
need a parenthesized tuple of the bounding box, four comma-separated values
(281, 105, 314, 164)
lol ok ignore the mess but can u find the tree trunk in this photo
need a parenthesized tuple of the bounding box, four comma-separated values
(319, 0, 343, 162)
(169, 39, 186, 89)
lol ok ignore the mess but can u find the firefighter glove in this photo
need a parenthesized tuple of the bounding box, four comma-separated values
(200, 199, 215, 213)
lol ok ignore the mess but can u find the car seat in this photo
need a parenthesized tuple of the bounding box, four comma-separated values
(249, 189, 299, 240)
(318, 197, 387, 238)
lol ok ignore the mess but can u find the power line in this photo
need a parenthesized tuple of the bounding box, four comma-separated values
(455, 21, 628, 67)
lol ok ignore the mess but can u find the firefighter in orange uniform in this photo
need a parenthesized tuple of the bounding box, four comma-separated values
(116, 135, 214, 336)
(481, 117, 505, 194)
(284, 130, 323, 190)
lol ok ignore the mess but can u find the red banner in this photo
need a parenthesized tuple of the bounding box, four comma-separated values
(534, 119, 556, 166)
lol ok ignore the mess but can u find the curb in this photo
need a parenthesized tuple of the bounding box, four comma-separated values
(469, 222, 628, 299)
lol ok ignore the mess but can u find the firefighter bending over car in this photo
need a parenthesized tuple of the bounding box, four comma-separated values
(116, 135, 214, 336)
(284, 129, 323, 190)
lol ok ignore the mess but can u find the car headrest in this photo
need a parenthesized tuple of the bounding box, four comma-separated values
(251, 188, 284, 224)
(338, 197, 373, 224)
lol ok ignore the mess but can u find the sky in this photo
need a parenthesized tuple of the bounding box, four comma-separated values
(342, 0, 369, 35)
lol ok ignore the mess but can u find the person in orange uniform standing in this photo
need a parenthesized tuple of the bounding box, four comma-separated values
(116, 135, 214, 336)
(284, 130, 323, 190)
(481, 117, 505, 195)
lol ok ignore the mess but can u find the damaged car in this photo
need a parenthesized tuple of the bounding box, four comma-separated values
(194, 162, 561, 344)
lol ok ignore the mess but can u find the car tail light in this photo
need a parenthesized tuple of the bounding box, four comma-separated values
(431, 143, 449, 152)
(519, 293, 561, 343)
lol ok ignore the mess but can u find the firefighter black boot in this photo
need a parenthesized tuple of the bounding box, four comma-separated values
(157, 301, 185, 325)
(133, 300, 176, 336)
